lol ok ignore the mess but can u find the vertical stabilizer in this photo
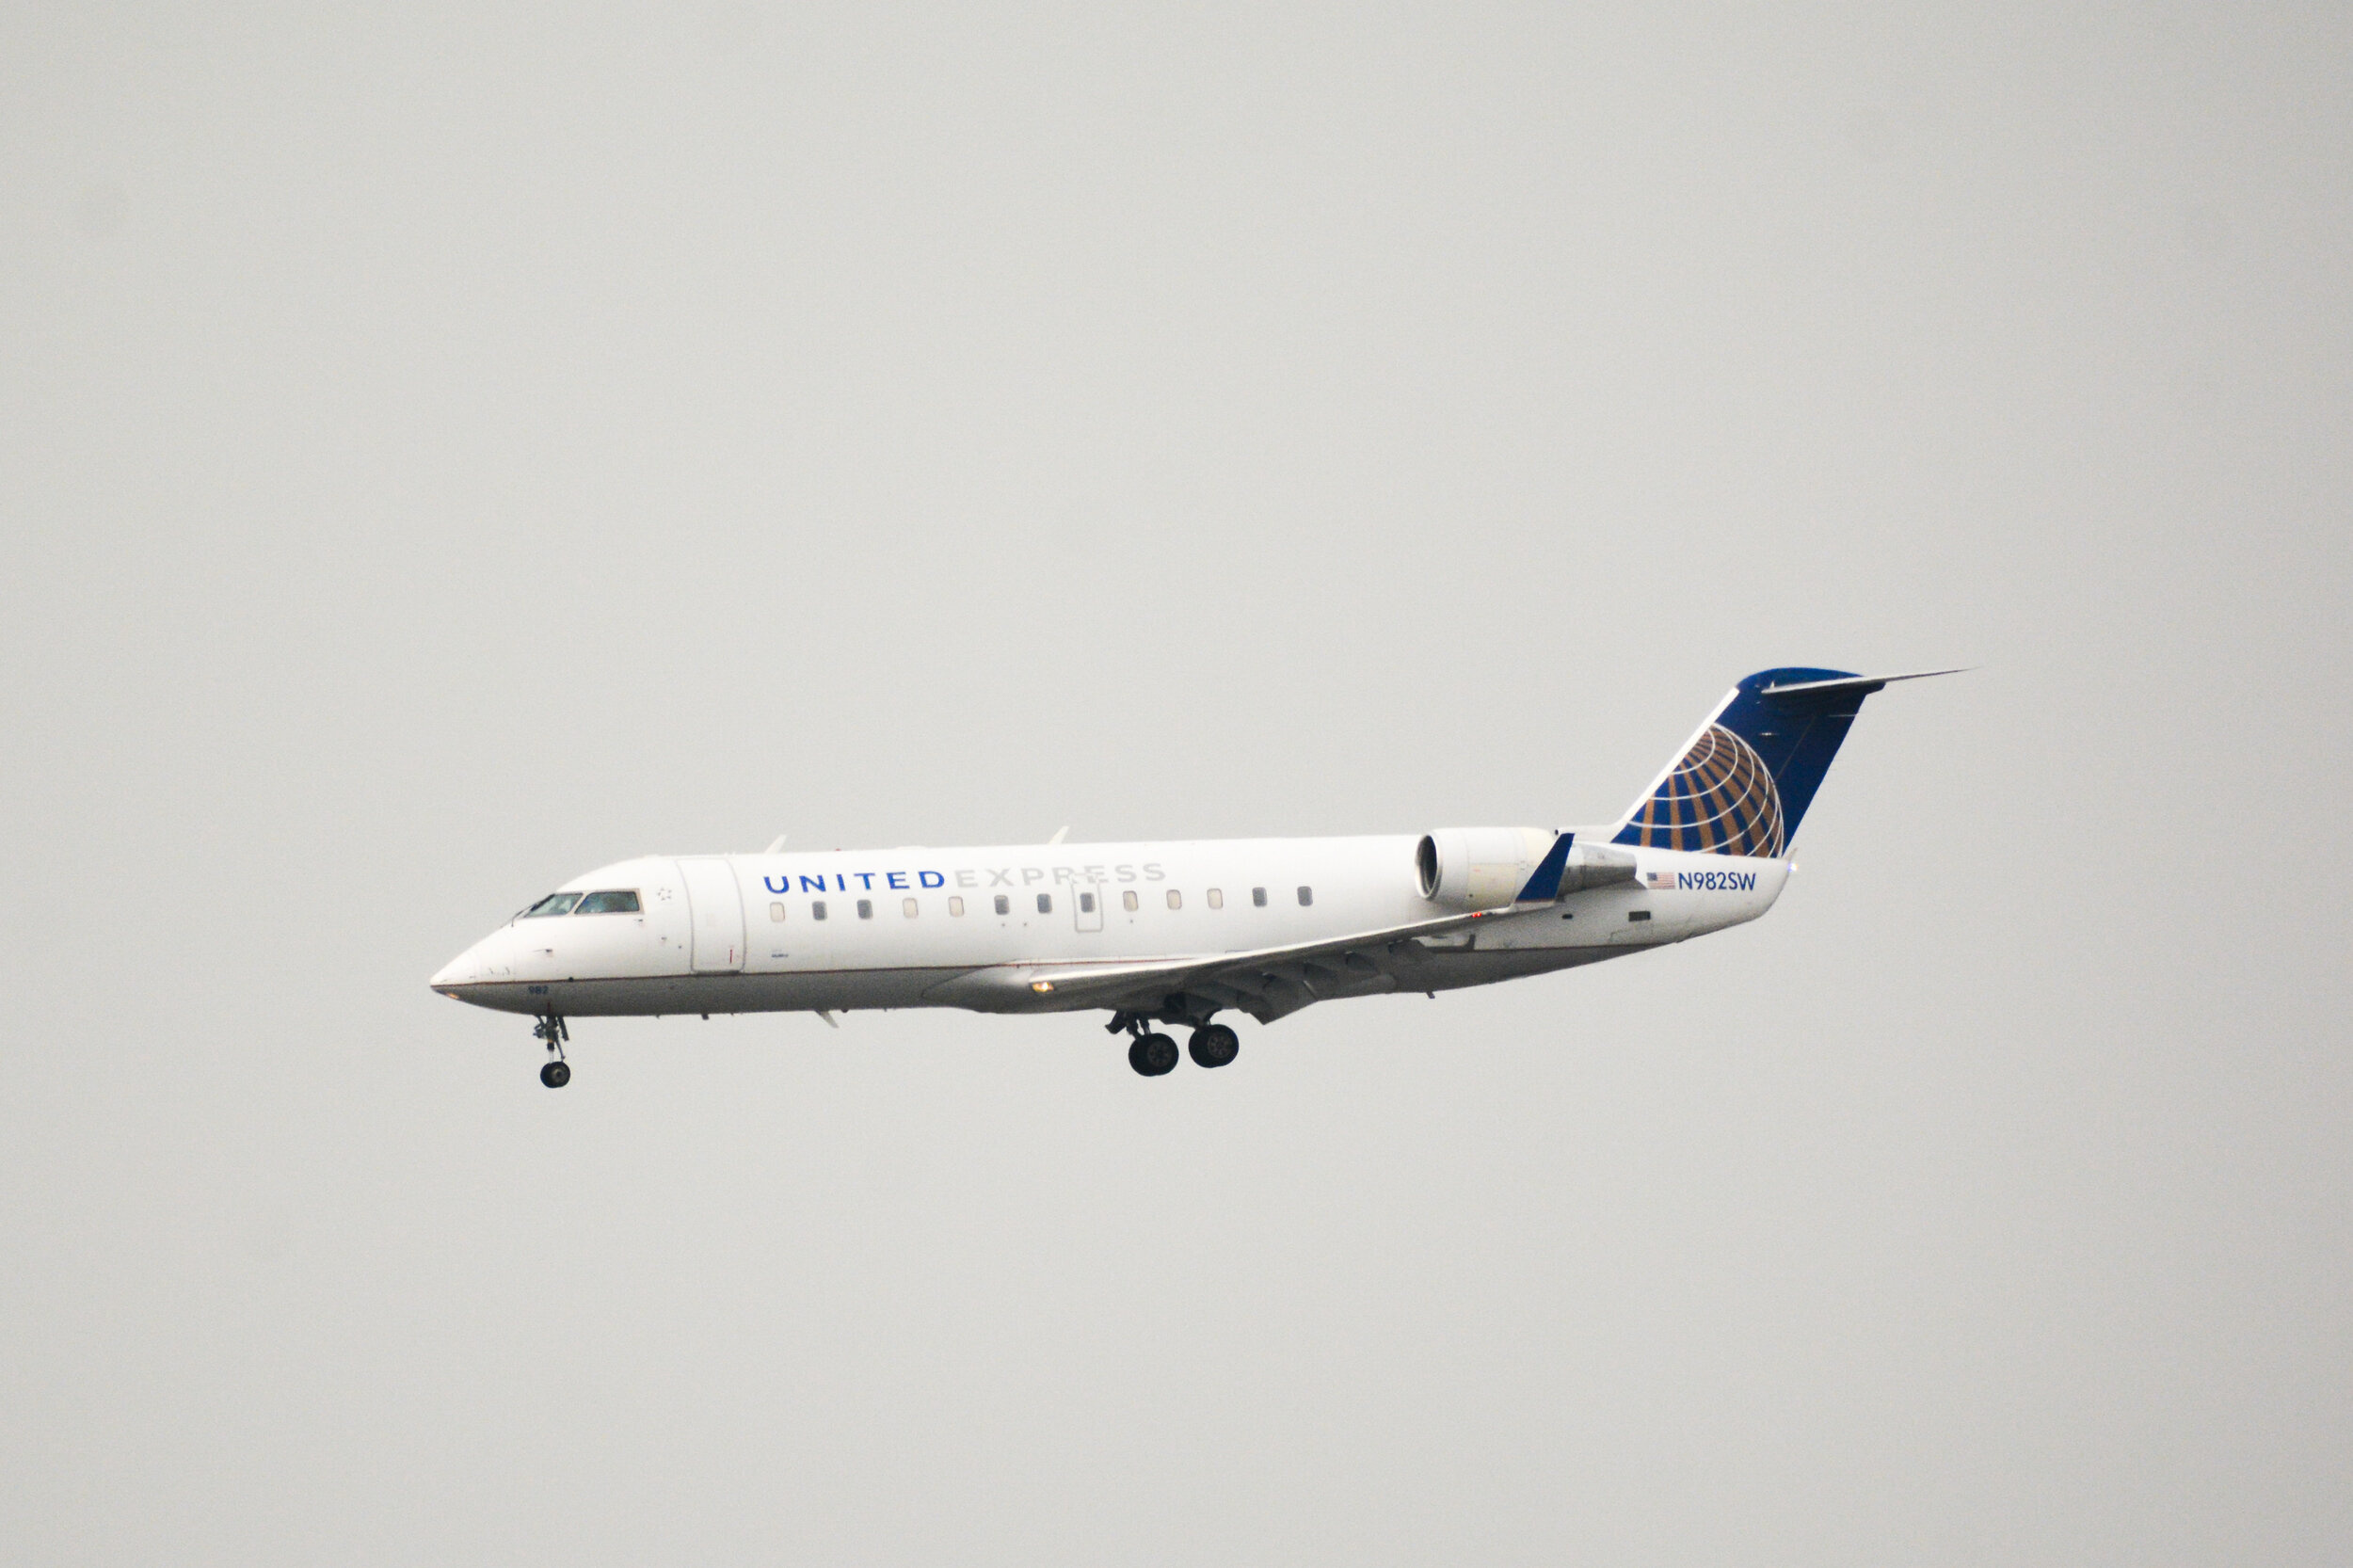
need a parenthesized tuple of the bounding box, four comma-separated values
(1611, 667, 1959, 855)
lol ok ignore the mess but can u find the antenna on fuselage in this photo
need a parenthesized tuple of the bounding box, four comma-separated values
(1048, 825, 1069, 845)
(763, 835, 787, 854)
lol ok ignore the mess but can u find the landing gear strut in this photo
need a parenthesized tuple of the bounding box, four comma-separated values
(534, 1015, 570, 1088)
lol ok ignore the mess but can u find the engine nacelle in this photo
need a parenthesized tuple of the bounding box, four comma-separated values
(1416, 826, 1556, 910)
(1417, 828, 1643, 909)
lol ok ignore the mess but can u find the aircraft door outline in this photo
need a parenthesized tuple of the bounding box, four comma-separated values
(679, 857, 746, 973)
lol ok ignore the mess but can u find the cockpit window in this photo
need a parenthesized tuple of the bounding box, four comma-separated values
(573, 890, 641, 915)
(521, 892, 582, 918)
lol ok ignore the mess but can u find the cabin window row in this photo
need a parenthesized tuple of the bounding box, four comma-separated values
(761, 885, 1316, 920)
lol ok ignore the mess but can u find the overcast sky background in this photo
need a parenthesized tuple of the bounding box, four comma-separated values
(4, 5, 2349, 1564)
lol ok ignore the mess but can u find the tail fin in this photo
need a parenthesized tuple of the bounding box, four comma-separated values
(1611, 667, 1961, 856)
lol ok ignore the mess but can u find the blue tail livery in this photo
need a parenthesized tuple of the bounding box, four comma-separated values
(1612, 668, 1962, 856)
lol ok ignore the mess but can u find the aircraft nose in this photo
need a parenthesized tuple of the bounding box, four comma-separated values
(430, 935, 493, 993)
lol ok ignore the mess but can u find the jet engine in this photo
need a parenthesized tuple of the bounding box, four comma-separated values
(1417, 827, 1641, 910)
(1416, 827, 1555, 910)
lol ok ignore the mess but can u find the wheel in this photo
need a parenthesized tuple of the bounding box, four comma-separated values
(540, 1060, 571, 1089)
(1188, 1023, 1240, 1069)
(1128, 1032, 1178, 1077)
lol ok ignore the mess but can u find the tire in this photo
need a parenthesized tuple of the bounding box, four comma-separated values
(1188, 1024, 1240, 1069)
(1128, 1032, 1178, 1077)
(540, 1060, 571, 1089)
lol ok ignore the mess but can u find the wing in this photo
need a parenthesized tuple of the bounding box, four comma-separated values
(922, 908, 1505, 1023)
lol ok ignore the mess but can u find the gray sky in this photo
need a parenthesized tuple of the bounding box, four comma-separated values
(4, 4, 2348, 1563)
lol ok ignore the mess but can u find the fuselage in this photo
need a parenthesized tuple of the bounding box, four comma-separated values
(431, 665, 1945, 1089)
(428, 833, 1790, 1021)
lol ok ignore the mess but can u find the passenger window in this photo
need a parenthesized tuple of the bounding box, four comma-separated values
(573, 890, 641, 915)
(856, 899, 873, 920)
(1080, 891, 1096, 914)
(1166, 889, 1182, 910)
(949, 896, 965, 916)
(812, 901, 828, 920)
(1252, 887, 1267, 907)
(1208, 888, 1224, 909)
(994, 894, 1010, 916)
(1297, 886, 1313, 906)
(770, 902, 786, 922)
(1627, 909, 1652, 922)
(903, 897, 919, 918)
(1036, 893, 1052, 914)
(1122, 889, 1139, 912)
(521, 892, 581, 919)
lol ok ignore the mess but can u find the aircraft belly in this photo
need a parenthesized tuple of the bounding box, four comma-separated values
(448, 967, 985, 1017)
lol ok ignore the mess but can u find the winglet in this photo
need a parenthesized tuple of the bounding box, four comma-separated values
(1514, 832, 1576, 903)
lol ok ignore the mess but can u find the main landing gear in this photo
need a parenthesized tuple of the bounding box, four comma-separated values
(534, 1015, 570, 1088)
(1112, 1010, 1241, 1077)
(1128, 1032, 1178, 1077)
(1188, 1023, 1240, 1069)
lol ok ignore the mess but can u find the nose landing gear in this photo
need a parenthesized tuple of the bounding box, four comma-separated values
(534, 1015, 570, 1088)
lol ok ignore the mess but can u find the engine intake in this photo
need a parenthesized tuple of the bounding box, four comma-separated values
(1416, 827, 1555, 910)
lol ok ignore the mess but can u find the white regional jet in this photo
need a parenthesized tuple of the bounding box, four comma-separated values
(432, 668, 1954, 1086)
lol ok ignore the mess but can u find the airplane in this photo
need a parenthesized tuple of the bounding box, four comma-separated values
(431, 667, 1957, 1086)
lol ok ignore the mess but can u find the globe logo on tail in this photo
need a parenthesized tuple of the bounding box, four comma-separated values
(1624, 724, 1785, 856)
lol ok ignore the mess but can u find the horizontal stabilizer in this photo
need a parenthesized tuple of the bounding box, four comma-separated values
(1758, 668, 1968, 698)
